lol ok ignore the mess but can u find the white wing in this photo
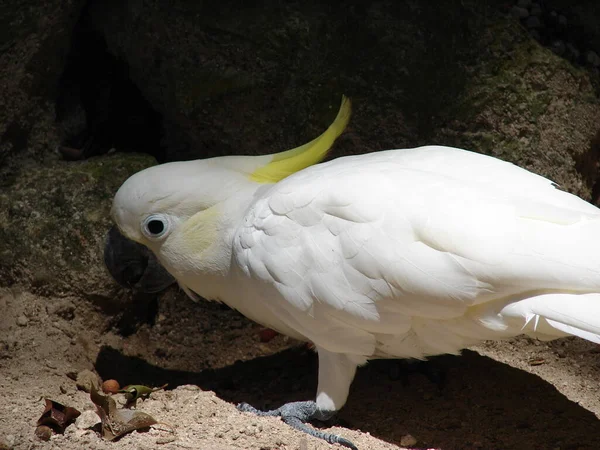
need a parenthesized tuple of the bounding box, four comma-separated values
(233, 146, 600, 358)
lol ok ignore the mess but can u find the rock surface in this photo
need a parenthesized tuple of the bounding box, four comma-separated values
(0, 153, 156, 298)
(84, 0, 600, 198)
(0, 0, 85, 164)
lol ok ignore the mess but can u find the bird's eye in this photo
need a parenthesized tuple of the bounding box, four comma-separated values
(147, 219, 164, 235)
(142, 215, 170, 239)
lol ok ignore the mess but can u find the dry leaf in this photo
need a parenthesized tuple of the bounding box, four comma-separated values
(91, 384, 158, 440)
(36, 399, 81, 434)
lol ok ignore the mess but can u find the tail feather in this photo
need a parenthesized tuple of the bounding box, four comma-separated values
(499, 293, 600, 344)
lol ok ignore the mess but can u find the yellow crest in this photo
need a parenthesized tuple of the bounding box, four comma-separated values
(249, 96, 352, 184)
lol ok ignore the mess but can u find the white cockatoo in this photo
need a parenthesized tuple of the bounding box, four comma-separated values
(108, 97, 600, 449)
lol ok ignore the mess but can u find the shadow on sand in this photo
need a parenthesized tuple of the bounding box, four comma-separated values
(96, 346, 600, 449)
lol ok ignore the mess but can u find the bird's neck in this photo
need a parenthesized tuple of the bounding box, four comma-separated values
(162, 182, 270, 302)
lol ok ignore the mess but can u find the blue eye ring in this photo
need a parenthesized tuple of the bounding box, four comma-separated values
(142, 214, 170, 239)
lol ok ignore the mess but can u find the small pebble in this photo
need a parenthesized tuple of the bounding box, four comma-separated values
(156, 436, 177, 444)
(45, 359, 57, 369)
(35, 425, 53, 441)
(16, 315, 28, 327)
(102, 379, 120, 394)
(400, 434, 418, 446)
(75, 410, 100, 430)
(75, 369, 99, 393)
(3, 435, 15, 447)
(259, 328, 278, 342)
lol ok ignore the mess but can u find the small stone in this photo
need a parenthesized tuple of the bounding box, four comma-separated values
(101, 379, 120, 394)
(45, 359, 57, 369)
(75, 410, 100, 430)
(525, 16, 541, 29)
(517, 0, 531, 7)
(3, 435, 15, 447)
(35, 425, 53, 441)
(156, 436, 176, 444)
(586, 51, 600, 67)
(530, 3, 542, 16)
(16, 315, 28, 327)
(400, 434, 418, 446)
(510, 6, 529, 19)
(46, 300, 75, 320)
(259, 328, 278, 342)
(75, 369, 99, 393)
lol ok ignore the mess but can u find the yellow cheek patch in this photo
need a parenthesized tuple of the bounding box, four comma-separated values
(249, 96, 352, 184)
(175, 205, 221, 256)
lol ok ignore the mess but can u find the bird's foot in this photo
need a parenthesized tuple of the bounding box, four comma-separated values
(237, 401, 357, 450)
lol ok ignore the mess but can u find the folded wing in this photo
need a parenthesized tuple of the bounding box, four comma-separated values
(234, 146, 600, 357)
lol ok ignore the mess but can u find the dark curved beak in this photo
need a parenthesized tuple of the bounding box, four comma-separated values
(103, 225, 175, 293)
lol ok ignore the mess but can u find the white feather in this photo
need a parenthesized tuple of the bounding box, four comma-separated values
(114, 145, 600, 414)
(233, 146, 600, 360)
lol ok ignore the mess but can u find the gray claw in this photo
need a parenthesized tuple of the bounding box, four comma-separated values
(237, 401, 357, 450)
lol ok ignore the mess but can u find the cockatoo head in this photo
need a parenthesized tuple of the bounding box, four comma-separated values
(104, 96, 351, 292)
(110, 158, 246, 250)
(108, 156, 269, 287)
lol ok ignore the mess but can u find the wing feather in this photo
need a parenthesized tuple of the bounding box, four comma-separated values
(233, 146, 600, 355)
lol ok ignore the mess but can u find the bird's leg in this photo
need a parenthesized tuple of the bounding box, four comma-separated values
(238, 348, 359, 449)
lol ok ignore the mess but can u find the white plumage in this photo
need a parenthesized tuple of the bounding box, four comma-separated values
(233, 147, 600, 359)
(111, 142, 600, 444)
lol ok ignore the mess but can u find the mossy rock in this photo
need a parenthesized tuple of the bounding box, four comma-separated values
(435, 19, 600, 198)
(0, 153, 156, 298)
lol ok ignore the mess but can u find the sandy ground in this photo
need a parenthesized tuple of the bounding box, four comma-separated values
(1, 285, 600, 450)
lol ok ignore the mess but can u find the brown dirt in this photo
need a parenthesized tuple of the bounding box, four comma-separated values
(2, 284, 600, 450)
